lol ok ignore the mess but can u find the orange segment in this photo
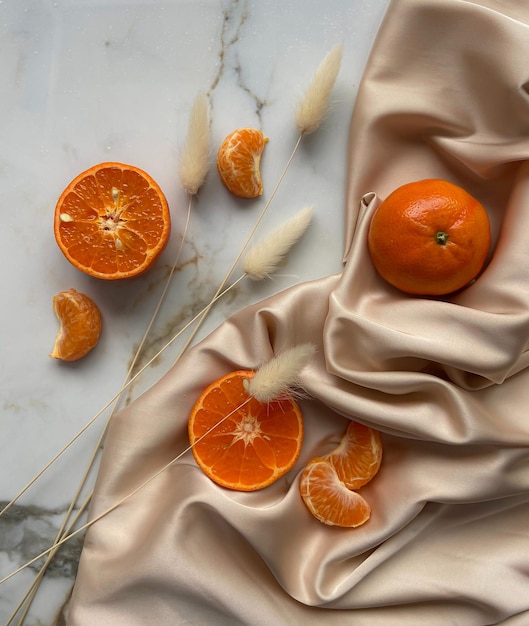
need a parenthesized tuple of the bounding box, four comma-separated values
(324, 421, 382, 490)
(188, 370, 303, 491)
(54, 162, 171, 280)
(367, 178, 491, 295)
(299, 459, 371, 527)
(50, 288, 102, 362)
(217, 128, 269, 198)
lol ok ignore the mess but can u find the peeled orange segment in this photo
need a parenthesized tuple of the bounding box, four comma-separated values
(217, 128, 269, 198)
(299, 459, 371, 527)
(188, 370, 304, 491)
(324, 421, 383, 490)
(50, 288, 102, 362)
(54, 162, 171, 280)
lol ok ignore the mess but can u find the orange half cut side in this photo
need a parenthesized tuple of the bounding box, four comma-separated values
(188, 370, 304, 491)
(54, 162, 171, 280)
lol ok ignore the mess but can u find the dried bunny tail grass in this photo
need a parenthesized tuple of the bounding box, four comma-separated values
(245, 343, 316, 403)
(243, 206, 313, 280)
(179, 92, 210, 195)
(295, 43, 343, 135)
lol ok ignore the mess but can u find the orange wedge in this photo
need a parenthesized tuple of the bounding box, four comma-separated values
(299, 458, 371, 527)
(324, 420, 383, 490)
(217, 128, 268, 198)
(50, 288, 102, 362)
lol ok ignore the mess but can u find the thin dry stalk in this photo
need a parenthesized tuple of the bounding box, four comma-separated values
(0, 345, 314, 587)
(0, 394, 252, 587)
(9, 413, 109, 624)
(7, 490, 92, 625)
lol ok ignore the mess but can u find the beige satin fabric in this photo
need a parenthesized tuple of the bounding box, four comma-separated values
(70, 0, 529, 624)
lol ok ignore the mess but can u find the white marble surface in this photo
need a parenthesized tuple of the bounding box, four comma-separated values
(0, 0, 390, 623)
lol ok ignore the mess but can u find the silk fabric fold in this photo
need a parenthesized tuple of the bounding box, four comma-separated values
(70, 0, 529, 623)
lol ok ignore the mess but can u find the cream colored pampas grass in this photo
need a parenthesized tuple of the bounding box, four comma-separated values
(243, 206, 313, 280)
(179, 92, 210, 195)
(245, 343, 316, 403)
(295, 43, 343, 135)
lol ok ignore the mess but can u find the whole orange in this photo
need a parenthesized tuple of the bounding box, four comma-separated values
(367, 179, 491, 296)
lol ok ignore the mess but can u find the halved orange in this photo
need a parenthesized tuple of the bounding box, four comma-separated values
(188, 370, 304, 491)
(299, 459, 371, 527)
(50, 288, 102, 362)
(54, 162, 171, 280)
(324, 421, 382, 490)
(217, 128, 268, 198)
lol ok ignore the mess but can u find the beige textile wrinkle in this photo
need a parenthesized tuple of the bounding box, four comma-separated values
(70, 0, 529, 624)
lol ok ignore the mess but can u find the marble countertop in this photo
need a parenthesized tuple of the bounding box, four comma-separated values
(0, 0, 390, 623)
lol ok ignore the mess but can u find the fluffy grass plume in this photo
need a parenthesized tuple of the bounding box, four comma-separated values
(179, 92, 210, 195)
(246, 343, 316, 403)
(243, 206, 313, 280)
(295, 43, 343, 135)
